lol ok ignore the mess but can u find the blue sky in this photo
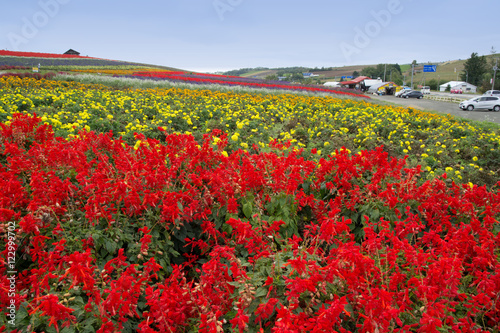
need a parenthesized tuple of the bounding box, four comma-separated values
(1, 0, 498, 72)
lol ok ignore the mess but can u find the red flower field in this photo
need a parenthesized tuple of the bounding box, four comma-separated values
(0, 113, 499, 332)
(0, 50, 93, 59)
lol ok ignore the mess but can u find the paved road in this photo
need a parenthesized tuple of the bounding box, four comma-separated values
(368, 94, 500, 125)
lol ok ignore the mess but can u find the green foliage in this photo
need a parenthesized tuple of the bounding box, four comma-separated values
(425, 79, 439, 91)
(361, 64, 402, 80)
(461, 52, 488, 86)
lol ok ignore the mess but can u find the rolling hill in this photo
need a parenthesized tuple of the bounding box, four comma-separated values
(226, 53, 500, 87)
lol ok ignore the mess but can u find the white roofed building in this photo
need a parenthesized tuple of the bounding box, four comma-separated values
(440, 81, 477, 93)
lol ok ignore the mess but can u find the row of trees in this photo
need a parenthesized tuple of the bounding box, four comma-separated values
(358, 64, 404, 85)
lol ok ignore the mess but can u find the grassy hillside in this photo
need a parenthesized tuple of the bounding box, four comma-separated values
(239, 65, 370, 81)
(234, 53, 500, 87)
(398, 54, 500, 87)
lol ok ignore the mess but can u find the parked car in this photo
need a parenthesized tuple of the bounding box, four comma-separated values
(451, 88, 463, 94)
(459, 96, 500, 111)
(395, 87, 411, 97)
(398, 90, 413, 98)
(421, 86, 431, 94)
(483, 90, 500, 97)
(403, 91, 424, 99)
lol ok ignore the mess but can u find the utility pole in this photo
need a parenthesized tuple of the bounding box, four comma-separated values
(411, 64, 414, 89)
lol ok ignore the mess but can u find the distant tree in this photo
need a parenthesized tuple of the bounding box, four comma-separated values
(291, 72, 303, 81)
(426, 79, 439, 91)
(361, 66, 378, 78)
(461, 52, 487, 86)
(446, 84, 451, 92)
(361, 64, 401, 80)
(412, 60, 418, 66)
(486, 49, 500, 90)
(352, 70, 359, 78)
(390, 71, 403, 86)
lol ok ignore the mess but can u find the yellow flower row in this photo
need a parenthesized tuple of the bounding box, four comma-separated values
(0, 76, 498, 184)
(69, 68, 168, 75)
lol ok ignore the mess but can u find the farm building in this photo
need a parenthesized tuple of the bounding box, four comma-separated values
(303, 73, 319, 78)
(340, 76, 370, 89)
(63, 49, 80, 56)
(439, 81, 477, 93)
(368, 82, 398, 95)
(323, 81, 342, 87)
(361, 78, 383, 92)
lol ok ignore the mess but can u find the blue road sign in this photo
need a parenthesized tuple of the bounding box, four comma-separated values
(423, 65, 437, 73)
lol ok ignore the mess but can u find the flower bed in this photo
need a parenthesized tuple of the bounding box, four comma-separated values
(0, 76, 499, 187)
(0, 113, 499, 332)
(128, 71, 367, 98)
(0, 50, 94, 59)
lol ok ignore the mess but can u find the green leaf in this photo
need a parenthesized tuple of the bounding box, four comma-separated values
(243, 201, 253, 219)
(60, 326, 76, 333)
(254, 286, 268, 298)
(104, 240, 117, 254)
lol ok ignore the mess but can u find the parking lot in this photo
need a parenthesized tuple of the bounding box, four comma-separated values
(368, 93, 500, 125)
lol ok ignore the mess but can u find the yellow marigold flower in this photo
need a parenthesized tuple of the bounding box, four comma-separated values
(472, 156, 478, 161)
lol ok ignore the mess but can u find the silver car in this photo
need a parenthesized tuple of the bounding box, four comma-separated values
(483, 90, 500, 97)
(459, 96, 500, 111)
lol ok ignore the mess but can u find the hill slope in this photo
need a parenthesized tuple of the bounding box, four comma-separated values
(225, 53, 500, 86)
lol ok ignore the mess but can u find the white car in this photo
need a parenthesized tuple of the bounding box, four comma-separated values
(483, 90, 500, 97)
(395, 87, 411, 97)
(459, 96, 500, 111)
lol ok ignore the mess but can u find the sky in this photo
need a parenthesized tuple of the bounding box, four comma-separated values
(1, 0, 498, 73)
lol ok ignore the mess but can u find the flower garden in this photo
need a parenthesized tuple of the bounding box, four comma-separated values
(0, 64, 499, 332)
